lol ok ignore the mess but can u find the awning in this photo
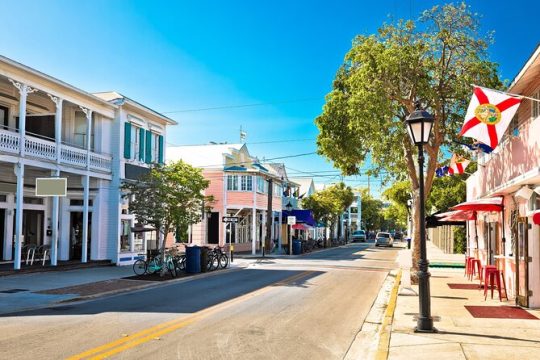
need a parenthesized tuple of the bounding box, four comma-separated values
(451, 197, 504, 212)
(440, 210, 477, 221)
(282, 210, 317, 227)
(292, 223, 311, 230)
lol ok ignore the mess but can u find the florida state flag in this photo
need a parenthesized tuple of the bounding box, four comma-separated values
(447, 154, 469, 175)
(459, 87, 521, 149)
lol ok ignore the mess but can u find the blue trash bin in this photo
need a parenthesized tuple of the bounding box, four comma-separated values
(185, 246, 201, 273)
(292, 240, 302, 255)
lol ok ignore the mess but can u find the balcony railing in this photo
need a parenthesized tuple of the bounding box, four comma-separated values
(0, 128, 112, 173)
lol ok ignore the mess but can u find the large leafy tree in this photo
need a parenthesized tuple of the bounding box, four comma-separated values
(302, 182, 354, 237)
(122, 161, 212, 273)
(315, 3, 501, 281)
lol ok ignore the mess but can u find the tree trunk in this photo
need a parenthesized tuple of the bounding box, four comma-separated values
(159, 228, 168, 277)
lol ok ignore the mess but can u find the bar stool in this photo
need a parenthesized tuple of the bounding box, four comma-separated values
(469, 259, 482, 281)
(484, 267, 508, 301)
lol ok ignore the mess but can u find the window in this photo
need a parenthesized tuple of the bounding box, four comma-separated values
(227, 175, 239, 191)
(73, 111, 94, 150)
(23, 197, 44, 205)
(0, 194, 6, 202)
(530, 192, 540, 211)
(274, 183, 282, 196)
(533, 90, 540, 119)
(257, 177, 267, 193)
(70, 199, 94, 206)
(130, 125, 142, 161)
(120, 220, 131, 252)
(1, 105, 9, 130)
(240, 175, 253, 191)
(152, 133, 160, 163)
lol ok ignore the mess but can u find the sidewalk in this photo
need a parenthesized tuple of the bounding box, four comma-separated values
(0, 259, 251, 315)
(389, 244, 540, 359)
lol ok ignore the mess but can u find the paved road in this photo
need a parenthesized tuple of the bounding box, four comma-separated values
(0, 242, 400, 360)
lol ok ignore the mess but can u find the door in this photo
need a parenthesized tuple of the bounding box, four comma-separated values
(70, 212, 92, 261)
(11, 210, 44, 249)
(207, 212, 219, 244)
(516, 217, 529, 307)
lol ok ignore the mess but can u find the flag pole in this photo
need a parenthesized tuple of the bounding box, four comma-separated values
(471, 84, 540, 104)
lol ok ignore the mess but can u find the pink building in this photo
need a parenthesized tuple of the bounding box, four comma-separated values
(167, 143, 286, 254)
(466, 45, 540, 308)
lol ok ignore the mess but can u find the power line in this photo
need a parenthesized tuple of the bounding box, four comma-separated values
(166, 137, 316, 147)
(162, 97, 322, 114)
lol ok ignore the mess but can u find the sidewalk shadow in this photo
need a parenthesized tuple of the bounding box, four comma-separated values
(437, 330, 540, 345)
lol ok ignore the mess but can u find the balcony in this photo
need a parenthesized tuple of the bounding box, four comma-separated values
(0, 128, 112, 173)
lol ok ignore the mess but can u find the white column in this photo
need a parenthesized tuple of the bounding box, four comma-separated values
(278, 210, 283, 254)
(80, 107, 93, 166)
(13, 163, 24, 270)
(51, 170, 60, 266)
(252, 208, 257, 255)
(81, 175, 90, 263)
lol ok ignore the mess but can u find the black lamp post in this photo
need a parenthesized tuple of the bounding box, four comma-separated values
(405, 102, 435, 333)
(286, 201, 293, 255)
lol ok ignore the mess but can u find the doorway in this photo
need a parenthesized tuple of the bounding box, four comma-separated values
(207, 212, 219, 244)
(70, 212, 92, 261)
(11, 210, 44, 250)
(516, 217, 529, 307)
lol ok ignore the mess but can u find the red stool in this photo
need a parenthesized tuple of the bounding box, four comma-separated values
(470, 259, 482, 281)
(484, 268, 508, 301)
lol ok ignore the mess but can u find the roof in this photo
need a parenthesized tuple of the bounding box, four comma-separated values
(93, 91, 177, 125)
(167, 143, 245, 168)
(289, 177, 315, 197)
(0, 55, 117, 111)
(508, 43, 540, 93)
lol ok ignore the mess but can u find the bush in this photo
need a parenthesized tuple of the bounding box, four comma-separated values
(453, 226, 466, 254)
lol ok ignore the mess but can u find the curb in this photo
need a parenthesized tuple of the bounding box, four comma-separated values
(375, 269, 402, 360)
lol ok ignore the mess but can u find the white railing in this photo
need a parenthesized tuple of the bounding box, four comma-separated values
(0, 128, 112, 173)
(0, 129, 19, 154)
(25, 136, 56, 161)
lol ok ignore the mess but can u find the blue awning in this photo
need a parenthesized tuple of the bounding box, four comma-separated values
(282, 209, 317, 227)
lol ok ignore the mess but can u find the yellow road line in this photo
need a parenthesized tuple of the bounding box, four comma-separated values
(67, 270, 313, 360)
(375, 270, 402, 360)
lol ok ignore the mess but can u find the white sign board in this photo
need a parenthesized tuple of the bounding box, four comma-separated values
(287, 216, 296, 225)
(35, 178, 67, 197)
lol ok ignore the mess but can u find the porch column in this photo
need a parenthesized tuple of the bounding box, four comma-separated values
(252, 208, 257, 255)
(278, 210, 283, 254)
(80, 107, 93, 167)
(51, 170, 60, 266)
(13, 163, 24, 270)
(81, 175, 90, 263)
(9, 79, 37, 156)
(47, 94, 63, 162)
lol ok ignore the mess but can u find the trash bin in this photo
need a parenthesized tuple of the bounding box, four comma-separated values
(185, 246, 201, 273)
(200, 246, 209, 273)
(406, 238, 411, 249)
(292, 240, 302, 255)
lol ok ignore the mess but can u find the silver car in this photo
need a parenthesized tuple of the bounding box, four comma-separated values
(375, 232, 394, 247)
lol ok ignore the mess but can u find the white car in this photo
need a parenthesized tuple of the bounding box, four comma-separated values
(375, 232, 394, 247)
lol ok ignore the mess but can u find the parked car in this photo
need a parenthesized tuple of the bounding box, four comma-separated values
(375, 232, 394, 247)
(351, 230, 367, 242)
(393, 232, 403, 241)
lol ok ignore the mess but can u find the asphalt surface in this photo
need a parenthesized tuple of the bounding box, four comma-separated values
(0, 242, 400, 360)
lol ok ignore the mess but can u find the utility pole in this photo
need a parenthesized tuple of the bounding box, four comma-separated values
(265, 178, 273, 256)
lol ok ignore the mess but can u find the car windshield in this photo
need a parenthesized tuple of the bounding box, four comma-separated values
(353, 230, 365, 235)
(377, 233, 390, 238)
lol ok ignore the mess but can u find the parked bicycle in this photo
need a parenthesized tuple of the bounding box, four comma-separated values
(133, 249, 177, 277)
(207, 246, 229, 271)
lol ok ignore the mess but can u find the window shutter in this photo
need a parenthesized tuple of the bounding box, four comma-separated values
(123, 122, 131, 159)
(145, 130, 152, 163)
(158, 135, 164, 164)
(139, 128, 145, 161)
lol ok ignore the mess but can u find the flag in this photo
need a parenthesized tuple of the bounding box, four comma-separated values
(459, 86, 521, 149)
(435, 165, 449, 177)
(453, 140, 493, 154)
(447, 154, 470, 175)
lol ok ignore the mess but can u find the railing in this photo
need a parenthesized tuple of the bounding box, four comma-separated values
(0, 128, 112, 173)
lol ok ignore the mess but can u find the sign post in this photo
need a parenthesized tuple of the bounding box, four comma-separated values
(287, 216, 296, 255)
(36, 177, 67, 266)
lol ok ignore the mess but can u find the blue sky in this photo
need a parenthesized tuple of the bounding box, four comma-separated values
(1, 0, 539, 196)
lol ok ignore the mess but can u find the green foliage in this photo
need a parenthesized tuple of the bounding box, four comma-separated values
(315, 2, 501, 192)
(382, 181, 411, 227)
(356, 188, 385, 232)
(121, 160, 212, 239)
(427, 174, 466, 213)
(302, 182, 354, 231)
(453, 226, 466, 254)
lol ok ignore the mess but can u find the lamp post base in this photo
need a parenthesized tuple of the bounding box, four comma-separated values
(414, 324, 437, 333)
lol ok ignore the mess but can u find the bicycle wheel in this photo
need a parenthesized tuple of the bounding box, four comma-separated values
(133, 259, 147, 275)
(206, 254, 215, 271)
(219, 254, 229, 269)
(167, 259, 177, 278)
(175, 255, 186, 271)
(147, 258, 161, 274)
(211, 255, 219, 270)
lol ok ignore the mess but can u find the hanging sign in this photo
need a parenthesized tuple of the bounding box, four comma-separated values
(287, 216, 296, 225)
(35, 178, 67, 197)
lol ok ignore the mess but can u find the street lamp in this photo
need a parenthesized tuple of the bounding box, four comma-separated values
(405, 101, 435, 333)
(286, 201, 293, 255)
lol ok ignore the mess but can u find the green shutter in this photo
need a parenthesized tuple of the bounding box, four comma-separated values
(158, 135, 164, 164)
(145, 130, 152, 164)
(139, 128, 145, 161)
(123, 122, 131, 159)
